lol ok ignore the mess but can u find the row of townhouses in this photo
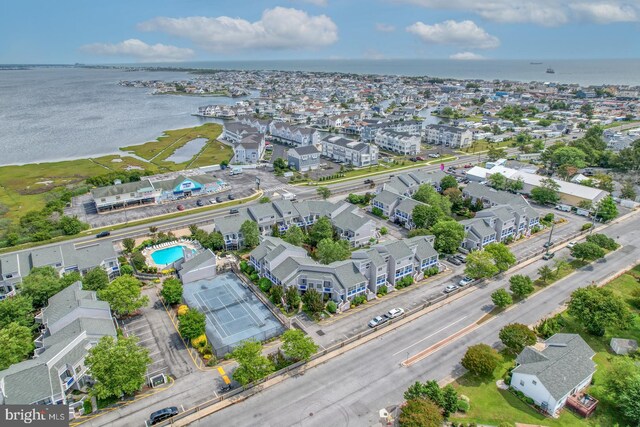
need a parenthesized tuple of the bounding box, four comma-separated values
(374, 129, 421, 155)
(459, 182, 541, 250)
(371, 170, 448, 229)
(320, 135, 379, 167)
(269, 121, 320, 147)
(360, 119, 424, 142)
(0, 241, 120, 299)
(214, 200, 376, 250)
(424, 124, 473, 148)
(0, 282, 116, 406)
(91, 174, 228, 213)
(221, 122, 266, 165)
(249, 235, 439, 303)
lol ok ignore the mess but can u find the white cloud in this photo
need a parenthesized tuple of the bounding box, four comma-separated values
(449, 51, 486, 60)
(406, 20, 500, 49)
(80, 39, 194, 62)
(375, 23, 396, 32)
(570, 2, 638, 23)
(396, 0, 640, 26)
(138, 7, 338, 52)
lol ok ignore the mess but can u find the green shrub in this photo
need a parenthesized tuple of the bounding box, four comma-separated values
(326, 300, 337, 314)
(351, 295, 367, 306)
(581, 222, 593, 231)
(258, 278, 272, 293)
(377, 285, 388, 296)
(83, 399, 92, 415)
(250, 273, 259, 283)
(524, 397, 534, 405)
(457, 399, 470, 412)
(423, 266, 439, 277)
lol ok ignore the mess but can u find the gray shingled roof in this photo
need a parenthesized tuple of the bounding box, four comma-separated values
(463, 182, 530, 207)
(214, 212, 250, 235)
(91, 179, 154, 199)
(395, 198, 423, 214)
(512, 333, 596, 402)
(42, 282, 108, 327)
(461, 218, 497, 238)
(179, 250, 216, 275)
(288, 145, 320, 156)
(374, 190, 402, 206)
(332, 210, 371, 233)
(377, 240, 413, 260)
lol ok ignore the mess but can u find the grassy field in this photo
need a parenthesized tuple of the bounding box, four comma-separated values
(451, 265, 640, 427)
(120, 123, 232, 170)
(459, 139, 514, 154)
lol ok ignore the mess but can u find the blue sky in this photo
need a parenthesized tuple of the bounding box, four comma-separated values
(1, 0, 639, 63)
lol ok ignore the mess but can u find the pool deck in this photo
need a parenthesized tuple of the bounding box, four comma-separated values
(142, 239, 202, 268)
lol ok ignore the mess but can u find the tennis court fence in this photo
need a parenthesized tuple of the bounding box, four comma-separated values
(212, 324, 283, 357)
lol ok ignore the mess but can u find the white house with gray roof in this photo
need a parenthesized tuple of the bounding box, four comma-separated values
(374, 129, 421, 155)
(215, 200, 375, 250)
(223, 122, 260, 144)
(233, 133, 265, 165)
(321, 135, 379, 167)
(425, 124, 473, 148)
(287, 145, 321, 172)
(0, 282, 116, 406)
(249, 235, 439, 303)
(269, 122, 319, 147)
(511, 333, 596, 416)
(0, 242, 120, 299)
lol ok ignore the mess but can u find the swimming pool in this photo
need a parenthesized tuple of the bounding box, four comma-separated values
(151, 245, 195, 265)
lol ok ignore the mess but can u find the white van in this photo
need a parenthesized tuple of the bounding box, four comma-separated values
(555, 204, 571, 212)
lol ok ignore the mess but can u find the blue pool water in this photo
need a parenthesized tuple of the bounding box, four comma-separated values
(151, 245, 194, 265)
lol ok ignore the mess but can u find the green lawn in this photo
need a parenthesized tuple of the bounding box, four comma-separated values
(451, 265, 640, 427)
(458, 139, 513, 154)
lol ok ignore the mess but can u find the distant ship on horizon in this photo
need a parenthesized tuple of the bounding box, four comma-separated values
(530, 62, 543, 65)
(546, 68, 555, 74)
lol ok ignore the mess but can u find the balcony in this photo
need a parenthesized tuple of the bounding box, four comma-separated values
(566, 393, 598, 418)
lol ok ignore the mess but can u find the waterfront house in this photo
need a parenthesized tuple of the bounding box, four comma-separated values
(233, 134, 265, 164)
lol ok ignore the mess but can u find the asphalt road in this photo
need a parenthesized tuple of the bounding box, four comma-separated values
(188, 213, 640, 427)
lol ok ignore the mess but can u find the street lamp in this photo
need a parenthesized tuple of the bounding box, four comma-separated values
(545, 223, 555, 256)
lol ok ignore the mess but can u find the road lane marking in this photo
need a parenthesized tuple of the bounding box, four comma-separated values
(217, 366, 231, 385)
(402, 321, 479, 367)
(392, 315, 469, 357)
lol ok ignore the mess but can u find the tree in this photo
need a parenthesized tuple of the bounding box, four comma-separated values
(281, 329, 318, 362)
(595, 195, 618, 222)
(97, 275, 149, 317)
(285, 286, 301, 312)
(316, 238, 351, 264)
(488, 173, 507, 191)
(550, 146, 587, 168)
(316, 186, 331, 200)
(461, 344, 501, 376)
(178, 308, 206, 340)
(85, 335, 151, 399)
(487, 145, 507, 162)
(491, 289, 513, 308)
(82, 268, 109, 292)
(499, 323, 537, 354)
(586, 233, 619, 250)
(120, 264, 134, 275)
(283, 224, 305, 246)
(240, 220, 260, 249)
(232, 340, 275, 386)
(309, 217, 333, 247)
(619, 377, 640, 425)
(465, 250, 499, 279)
(269, 285, 284, 305)
(580, 103, 594, 119)
(439, 175, 458, 192)
(122, 238, 135, 254)
(19, 266, 66, 308)
(273, 157, 287, 171)
(412, 204, 443, 229)
(568, 285, 632, 336)
(413, 185, 452, 216)
(484, 242, 516, 272)
(398, 398, 443, 427)
(302, 288, 325, 313)
(59, 216, 89, 235)
(603, 356, 640, 399)
(161, 278, 183, 305)
(431, 221, 465, 254)
(258, 196, 271, 204)
(0, 295, 34, 330)
(509, 275, 534, 299)
(570, 242, 605, 262)
(507, 177, 524, 192)
(622, 180, 637, 200)
(530, 178, 560, 205)
(0, 322, 35, 370)
(441, 385, 459, 418)
(537, 265, 554, 284)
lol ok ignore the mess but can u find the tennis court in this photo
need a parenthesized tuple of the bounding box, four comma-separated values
(182, 272, 284, 356)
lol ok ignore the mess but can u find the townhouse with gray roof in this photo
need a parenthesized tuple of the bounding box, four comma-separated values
(0, 282, 116, 406)
(215, 200, 376, 250)
(269, 122, 319, 147)
(233, 133, 265, 164)
(223, 122, 260, 144)
(249, 235, 439, 304)
(0, 241, 120, 299)
(425, 124, 473, 148)
(321, 135, 379, 167)
(511, 334, 596, 416)
(374, 129, 421, 155)
(287, 145, 321, 172)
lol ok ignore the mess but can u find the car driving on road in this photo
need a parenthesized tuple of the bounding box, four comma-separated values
(149, 407, 179, 425)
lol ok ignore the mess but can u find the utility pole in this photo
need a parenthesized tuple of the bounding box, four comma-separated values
(589, 203, 601, 235)
(545, 222, 555, 256)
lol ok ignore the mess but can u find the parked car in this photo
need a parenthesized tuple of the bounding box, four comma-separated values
(567, 241, 577, 248)
(446, 256, 462, 266)
(542, 252, 555, 260)
(428, 153, 440, 158)
(416, 156, 425, 161)
(364, 179, 373, 184)
(229, 208, 239, 214)
(228, 194, 235, 200)
(386, 308, 405, 319)
(177, 204, 185, 211)
(368, 315, 389, 328)
(444, 285, 458, 293)
(458, 276, 474, 287)
(543, 241, 554, 248)
(196, 199, 204, 207)
(95, 231, 111, 238)
(209, 199, 216, 204)
(409, 157, 418, 162)
(149, 407, 179, 425)
(463, 163, 473, 168)
(454, 254, 467, 263)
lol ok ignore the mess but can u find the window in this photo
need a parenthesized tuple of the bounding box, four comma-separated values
(520, 380, 525, 386)
(532, 380, 537, 385)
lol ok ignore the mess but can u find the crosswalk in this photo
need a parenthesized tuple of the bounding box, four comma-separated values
(262, 184, 292, 194)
